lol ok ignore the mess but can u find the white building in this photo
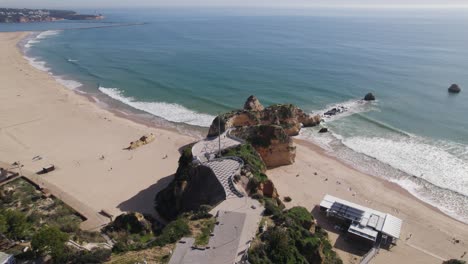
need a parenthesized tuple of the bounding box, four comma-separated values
(319, 194, 402, 246)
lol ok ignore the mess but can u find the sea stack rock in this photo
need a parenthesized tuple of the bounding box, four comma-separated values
(448, 84, 461, 94)
(319, 128, 328, 133)
(244, 95, 264, 111)
(364, 93, 376, 101)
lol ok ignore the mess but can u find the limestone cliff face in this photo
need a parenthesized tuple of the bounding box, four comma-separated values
(231, 125, 296, 168)
(207, 97, 320, 138)
(208, 96, 317, 168)
(244, 95, 265, 111)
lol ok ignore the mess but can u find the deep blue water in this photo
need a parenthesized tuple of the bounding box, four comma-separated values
(2, 8, 468, 222)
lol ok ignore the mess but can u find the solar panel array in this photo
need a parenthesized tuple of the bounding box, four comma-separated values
(329, 202, 365, 222)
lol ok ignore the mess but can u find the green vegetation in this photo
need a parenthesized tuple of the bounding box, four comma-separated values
(249, 206, 342, 264)
(194, 218, 215, 246)
(222, 143, 268, 194)
(31, 226, 69, 262)
(0, 178, 106, 262)
(152, 218, 191, 247)
(0, 178, 83, 237)
(104, 213, 155, 253)
(72, 248, 112, 264)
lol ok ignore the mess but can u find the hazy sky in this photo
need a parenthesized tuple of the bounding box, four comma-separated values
(2, 0, 468, 9)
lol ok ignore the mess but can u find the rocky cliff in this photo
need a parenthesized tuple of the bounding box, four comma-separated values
(208, 96, 319, 168)
(208, 96, 320, 138)
(230, 125, 296, 168)
(155, 145, 226, 220)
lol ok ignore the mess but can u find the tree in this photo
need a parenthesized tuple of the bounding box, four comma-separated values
(31, 226, 69, 263)
(0, 214, 7, 234)
(3, 210, 29, 240)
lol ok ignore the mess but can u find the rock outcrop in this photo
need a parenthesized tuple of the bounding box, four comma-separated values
(258, 180, 278, 198)
(244, 95, 264, 111)
(207, 97, 319, 168)
(155, 146, 227, 220)
(448, 84, 461, 93)
(208, 98, 320, 138)
(230, 125, 295, 168)
(319, 128, 328, 133)
(364, 92, 376, 101)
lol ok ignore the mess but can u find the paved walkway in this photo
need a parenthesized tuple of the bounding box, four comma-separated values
(192, 131, 242, 163)
(169, 130, 263, 264)
(169, 200, 263, 264)
(204, 158, 244, 198)
(0, 161, 109, 231)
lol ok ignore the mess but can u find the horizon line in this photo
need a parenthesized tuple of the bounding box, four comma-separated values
(3, 4, 468, 10)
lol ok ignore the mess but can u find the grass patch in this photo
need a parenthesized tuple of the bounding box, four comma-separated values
(194, 218, 215, 247)
(222, 143, 268, 191)
(0, 178, 87, 240)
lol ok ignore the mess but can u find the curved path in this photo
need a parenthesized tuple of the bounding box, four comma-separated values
(204, 158, 244, 198)
(191, 131, 241, 163)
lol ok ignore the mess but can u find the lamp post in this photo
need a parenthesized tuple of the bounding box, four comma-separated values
(218, 113, 221, 157)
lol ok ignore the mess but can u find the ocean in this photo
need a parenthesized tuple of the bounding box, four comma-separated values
(2, 7, 468, 223)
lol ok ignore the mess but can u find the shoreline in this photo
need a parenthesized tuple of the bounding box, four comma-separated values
(21, 28, 463, 225)
(19, 30, 468, 225)
(3, 31, 467, 263)
(294, 138, 457, 223)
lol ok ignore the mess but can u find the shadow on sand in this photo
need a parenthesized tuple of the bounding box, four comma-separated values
(311, 206, 369, 256)
(117, 174, 174, 221)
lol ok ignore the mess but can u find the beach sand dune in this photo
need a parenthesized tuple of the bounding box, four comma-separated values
(0, 32, 467, 263)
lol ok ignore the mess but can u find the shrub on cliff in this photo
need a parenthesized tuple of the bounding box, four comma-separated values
(249, 205, 342, 264)
(153, 218, 191, 247)
(222, 143, 268, 194)
(284, 206, 314, 230)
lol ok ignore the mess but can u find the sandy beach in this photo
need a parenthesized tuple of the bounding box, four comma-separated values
(0, 31, 467, 263)
(0, 32, 195, 225)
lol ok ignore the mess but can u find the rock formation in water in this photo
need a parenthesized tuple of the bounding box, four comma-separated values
(207, 96, 320, 167)
(208, 96, 320, 138)
(448, 84, 461, 93)
(244, 95, 265, 111)
(319, 127, 328, 133)
(364, 92, 376, 101)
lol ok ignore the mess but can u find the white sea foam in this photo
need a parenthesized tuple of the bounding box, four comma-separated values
(24, 39, 40, 49)
(315, 99, 377, 122)
(24, 30, 61, 49)
(36, 30, 62, 39)
(54, 77, 83, 90)
(24, 56, 51, 72)
(99, 87, 215, 127)
(298, 119, 468, 223)
(342, 136, 468, 197)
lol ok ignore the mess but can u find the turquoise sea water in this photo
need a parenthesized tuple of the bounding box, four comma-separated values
(2, 8, 468, 223)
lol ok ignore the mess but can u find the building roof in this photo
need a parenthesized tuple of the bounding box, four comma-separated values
(348, 223, 378, 242)
(320, 194, 402, 239)
(0, 252, 12, 263)
(381, 214, 403, 239)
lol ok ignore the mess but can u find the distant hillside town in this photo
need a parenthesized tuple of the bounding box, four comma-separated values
(0, 8, 103, 23)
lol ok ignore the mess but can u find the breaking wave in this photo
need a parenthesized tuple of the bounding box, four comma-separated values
(98, 86, 215, 127)
(299, 110, 468, 224)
